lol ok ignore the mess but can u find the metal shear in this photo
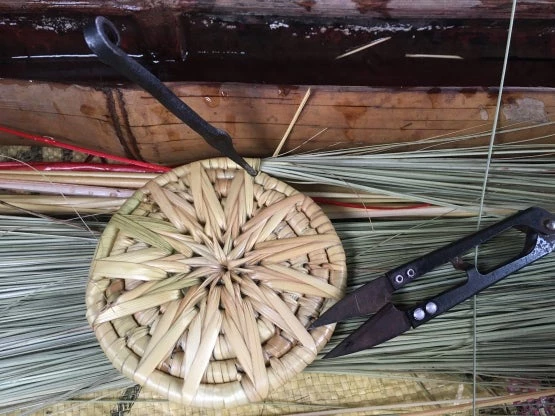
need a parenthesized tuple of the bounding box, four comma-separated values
(311, 206, 555, 358)
(84, 16, 257, 177)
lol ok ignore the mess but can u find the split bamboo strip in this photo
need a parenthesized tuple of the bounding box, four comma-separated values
(1, 128, 555, 217)
(272, 88, 312, 157)
(0, 170, 158, 187)
(288, 387, 555, 416)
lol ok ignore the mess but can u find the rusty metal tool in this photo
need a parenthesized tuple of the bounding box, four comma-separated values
(84, 16, 257, 176)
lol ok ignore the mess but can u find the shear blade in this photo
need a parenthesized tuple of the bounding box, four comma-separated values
(310, 275, 394, 328)
(323, 303, 411, 358)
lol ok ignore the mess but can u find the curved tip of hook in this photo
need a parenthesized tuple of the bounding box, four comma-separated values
(243, 163, 258, 177)
(204, 130, 258, 176)
(84, 16, 121, 54)
(228, 151, 258, 176)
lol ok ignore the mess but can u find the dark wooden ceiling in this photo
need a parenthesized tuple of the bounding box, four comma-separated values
(1, 1, 554, 87)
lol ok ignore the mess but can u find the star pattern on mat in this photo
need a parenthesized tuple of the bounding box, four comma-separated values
(89, 161, 346, 405)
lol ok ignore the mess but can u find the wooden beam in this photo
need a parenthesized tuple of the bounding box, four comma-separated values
(0, 2, 554, 86)
(1, 79, 553, 166)
(0, 0, 554, 19)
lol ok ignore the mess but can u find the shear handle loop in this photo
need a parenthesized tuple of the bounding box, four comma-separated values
(408, 232, 555, 328)
(387, 206, 555, 290)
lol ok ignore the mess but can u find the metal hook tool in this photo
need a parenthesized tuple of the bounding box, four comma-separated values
(84, 16, 257, 176)
(311, 206, 555, 358)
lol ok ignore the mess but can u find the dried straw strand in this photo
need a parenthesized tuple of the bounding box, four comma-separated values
(3, 209, 555, 412)
(2, 125, 555, 411)
(0, 216, 131, 414)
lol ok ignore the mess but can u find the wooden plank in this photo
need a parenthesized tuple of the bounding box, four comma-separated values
(0, 0, 553, 19)
(1, 79, 554, 166)
(0, 80, 127, 159)
(0, 2, 553, 86)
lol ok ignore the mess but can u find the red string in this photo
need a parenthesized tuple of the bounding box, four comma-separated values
(0, 126, 431, 211)
(311, 197, 431, 210)
(0, 125, 171, 173)
(0, 162, 164, 173)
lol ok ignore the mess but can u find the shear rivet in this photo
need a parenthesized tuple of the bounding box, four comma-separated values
(544, 219, 555, 231)
(413, 308, 425, 321)
(406, 268, 415, 278)
(425, 302, 438, 315)
(395, 275, 404, 284)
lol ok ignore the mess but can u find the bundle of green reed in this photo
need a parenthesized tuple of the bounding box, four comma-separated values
(1, 124, 555, 413)
(0, 216, 132, 414)
(1, 123, 554, 218)
(3, 212, 555, 413)
(262, 130, 555, 217)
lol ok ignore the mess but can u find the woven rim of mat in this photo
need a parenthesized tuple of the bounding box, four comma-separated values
(86, 158, 347, 408)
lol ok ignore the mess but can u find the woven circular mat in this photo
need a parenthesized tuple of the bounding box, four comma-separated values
(86, 158, 347, 408)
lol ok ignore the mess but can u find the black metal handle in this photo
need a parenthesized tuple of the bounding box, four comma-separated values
(84, 16, 256, 176)
(386, 206, 555, 290)
(408, 232, 555, 327)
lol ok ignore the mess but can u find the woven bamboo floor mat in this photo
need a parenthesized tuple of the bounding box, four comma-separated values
(18, 372, 485, 416)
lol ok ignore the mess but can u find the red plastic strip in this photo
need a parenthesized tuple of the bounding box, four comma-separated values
(312, 197, 431, 210)
(0, 125, 171, 172)
(0, 161, 165, 173)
